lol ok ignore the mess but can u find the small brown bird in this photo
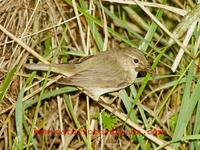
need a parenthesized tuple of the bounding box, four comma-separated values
(25, 48, 151, 101)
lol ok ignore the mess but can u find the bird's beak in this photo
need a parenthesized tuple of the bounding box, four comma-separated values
(135, 65, 152, 73)
(146, 65, 153, 74)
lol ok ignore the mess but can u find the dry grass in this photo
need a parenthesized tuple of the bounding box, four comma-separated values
(0, 0, 200, 149)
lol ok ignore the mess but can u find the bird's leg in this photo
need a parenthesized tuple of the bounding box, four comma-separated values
(98, 97, 121, 115)
(98, 97, 112, 107)
(99, 96, 116, 105)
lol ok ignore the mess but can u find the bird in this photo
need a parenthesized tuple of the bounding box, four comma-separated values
(25, 47, 151, 101)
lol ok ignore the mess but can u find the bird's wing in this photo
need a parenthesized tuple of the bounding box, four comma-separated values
(58, 59, 131, 89)
(57, 51, 135, 99)
(58, 66, 130, 99)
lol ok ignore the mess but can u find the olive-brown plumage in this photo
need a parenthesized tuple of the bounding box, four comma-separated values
(25, 48, 151, 101)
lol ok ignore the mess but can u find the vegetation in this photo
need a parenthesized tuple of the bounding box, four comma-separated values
(0, 0, 199, 149)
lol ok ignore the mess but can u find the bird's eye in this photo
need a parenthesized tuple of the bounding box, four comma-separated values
(133, 59, 139, 63)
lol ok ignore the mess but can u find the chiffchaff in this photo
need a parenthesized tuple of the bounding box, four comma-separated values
(25, 48, 151, 101)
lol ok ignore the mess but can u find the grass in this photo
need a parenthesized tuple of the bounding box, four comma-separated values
(0, 0, 200, 149)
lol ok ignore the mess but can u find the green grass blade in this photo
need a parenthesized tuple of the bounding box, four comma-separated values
(173, 61, 200, 149)
(24, 86, 77, 109)
(79, 0, 104, 51)
(103, 6, 149, 47)
(155, 135, 200, 150)
(15, 86, 25, 149)
(192, 98, 200, 149)
(119, 89, 146, 150)
(172, 62, 194, 138)
(139, 0, 166, 51)
(0, 65, 17, 102)
(64, 94, 88, 146)
(65, 0, 137, 47)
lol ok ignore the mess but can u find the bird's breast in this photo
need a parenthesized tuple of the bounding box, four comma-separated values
(126, 69, 138, 84)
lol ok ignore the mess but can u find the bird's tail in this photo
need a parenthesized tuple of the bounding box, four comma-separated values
(24, 64, 77, 77)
